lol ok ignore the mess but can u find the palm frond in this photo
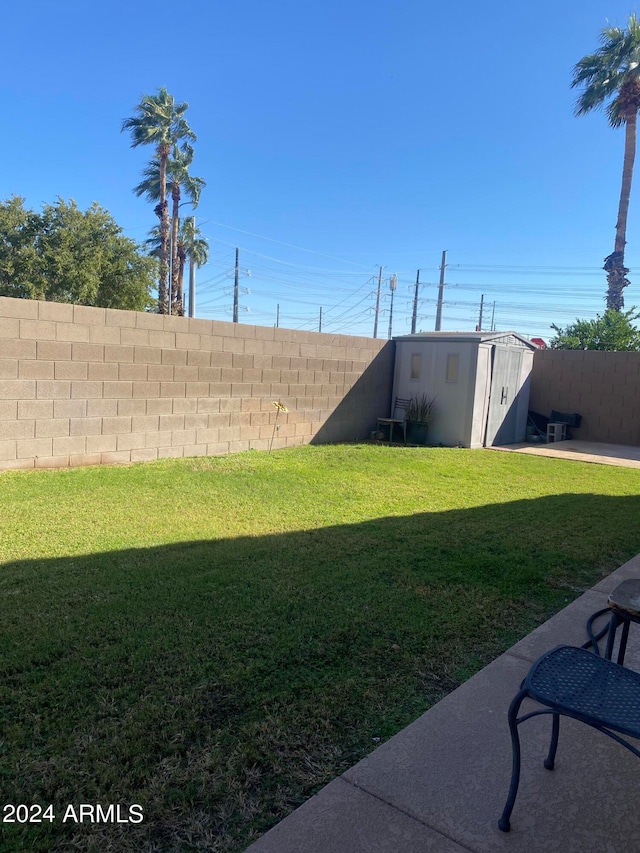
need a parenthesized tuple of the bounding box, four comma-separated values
(132, 145, 205, 205)
(143, 224, 162, 258)
(572, 15, 640, 124)
(122, 88, 195, 150)
(574, 72, 625, 115)
(181, 217, 209, 267)
(607, 99, 624, 126)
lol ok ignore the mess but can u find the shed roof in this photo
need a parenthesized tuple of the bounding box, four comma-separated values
(393, 331, 537, 350)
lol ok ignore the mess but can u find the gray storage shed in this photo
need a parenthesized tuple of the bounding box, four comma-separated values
(391, 331, 537, 448)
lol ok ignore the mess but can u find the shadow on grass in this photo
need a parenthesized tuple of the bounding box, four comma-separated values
(1, 492, 640, 853)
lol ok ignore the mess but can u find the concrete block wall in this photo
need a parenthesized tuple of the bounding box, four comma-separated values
(0, 297, 394, 471)
(530, 349, 640, 445)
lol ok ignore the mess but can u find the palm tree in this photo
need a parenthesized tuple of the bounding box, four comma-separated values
(145, 217, 209, 317)
(180, 217, 209, 317)
(143, 224, 162, 259)
(168, 148, 205, 315)
(134, 146, 205, 315)
(572, 15, 640, 310)
(122, 88, 195, 313)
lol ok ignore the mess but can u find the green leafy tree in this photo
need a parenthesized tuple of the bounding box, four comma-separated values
(122, 88, 196, 314)
(550, 307, 640, 350)
(572, 14, 640, 310)
(0, 196, 45, 298)
(0, 196, 156, 310)
(134, 145, 205, 315)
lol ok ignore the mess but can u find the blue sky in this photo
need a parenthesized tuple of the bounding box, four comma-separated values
(4, 1, 640, 339)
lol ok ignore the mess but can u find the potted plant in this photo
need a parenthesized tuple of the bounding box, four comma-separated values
(406, 394, 436, 445)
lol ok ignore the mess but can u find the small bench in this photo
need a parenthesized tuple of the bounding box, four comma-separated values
(499, 645, 640, 832)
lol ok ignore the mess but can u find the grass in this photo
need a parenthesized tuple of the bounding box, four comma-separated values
(1, 444, 640, 852)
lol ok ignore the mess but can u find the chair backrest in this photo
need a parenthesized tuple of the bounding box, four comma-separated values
(393, 397, 411, 419)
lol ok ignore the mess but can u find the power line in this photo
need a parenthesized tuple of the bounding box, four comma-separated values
(161, 228, 633, 339)
(205, 220, 373, 270)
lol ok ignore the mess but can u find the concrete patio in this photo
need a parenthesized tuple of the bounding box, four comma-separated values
(245, 553, 640, 853)
(491, 439, 640, 469)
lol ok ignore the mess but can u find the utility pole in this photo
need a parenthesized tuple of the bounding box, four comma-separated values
(233, 247, 239, 323)
(434, 250, 447, 331)
(319, 307, 323, 333)
(188, 216, 196, 318)
(275, 304, 280, 328)
(411, 269, 420, 334)
(388, 274, 397, 339)
(478, 294, 484, 331)
(373, 265, 383, 338)
(491, 301, 496, 331)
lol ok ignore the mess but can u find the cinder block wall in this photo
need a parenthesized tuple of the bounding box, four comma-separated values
(530, 349, 640, 445)
(0, 297, 394, 471)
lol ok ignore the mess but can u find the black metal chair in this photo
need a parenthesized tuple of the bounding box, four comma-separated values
(498, 645, 640, 832)
(585, 579, 640, 666)
(376, 397, 410, 445)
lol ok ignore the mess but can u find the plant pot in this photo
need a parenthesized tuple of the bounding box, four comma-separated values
(407, 421, 429, 445)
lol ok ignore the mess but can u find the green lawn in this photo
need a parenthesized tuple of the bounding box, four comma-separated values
(2, 444, 640, 852)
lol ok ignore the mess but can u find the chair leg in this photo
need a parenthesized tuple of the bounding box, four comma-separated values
(498, 689, 527, 833)
(583, 607, 611, 655)
(617, 619, 631, 666)
(544, 713, 559, 770)
(604, 612, 620, 661)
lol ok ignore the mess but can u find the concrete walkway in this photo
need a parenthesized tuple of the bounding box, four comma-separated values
(491, 439, 640, 469)
(246, 554, 640, 853)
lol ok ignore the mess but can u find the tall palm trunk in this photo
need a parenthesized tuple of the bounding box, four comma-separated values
(188, 254, 196, 318)
(170, 183, 183, 315)
(615, 111, 637, 253)
(156, 144, 171, 314)
(605, 96, 638, 310)
(177, 242, 187, 314)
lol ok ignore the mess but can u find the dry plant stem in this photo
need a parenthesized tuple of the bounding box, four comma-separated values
(269, 410, 280, 453)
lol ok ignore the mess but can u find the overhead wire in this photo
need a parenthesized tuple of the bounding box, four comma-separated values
(130, 212, 630, 337)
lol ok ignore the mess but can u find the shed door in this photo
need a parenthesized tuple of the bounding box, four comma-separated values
(485, 346, 523, 446)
